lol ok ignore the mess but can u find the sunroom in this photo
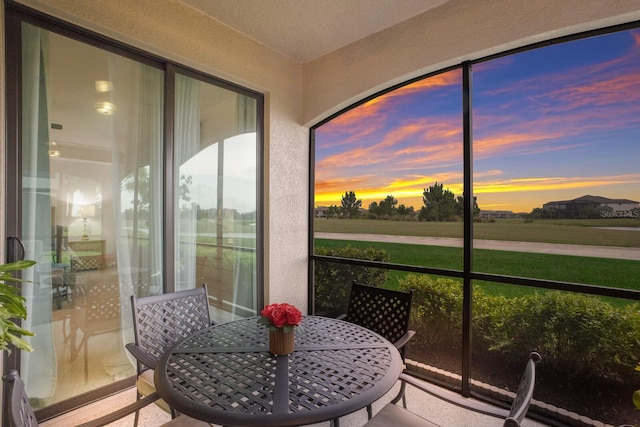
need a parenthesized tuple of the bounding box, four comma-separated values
(2, 1, 640, 426)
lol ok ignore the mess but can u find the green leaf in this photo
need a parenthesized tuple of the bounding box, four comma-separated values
(633, 389, 640, 410)
(0, 260, 36, 352)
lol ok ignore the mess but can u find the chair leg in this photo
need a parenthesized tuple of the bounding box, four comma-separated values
(400, 379, 408, 408)
(331, 417, 340, 427)
(366, 403, 373, 419)
(133, 391, 141, 427)
(84, 334, 89, 383)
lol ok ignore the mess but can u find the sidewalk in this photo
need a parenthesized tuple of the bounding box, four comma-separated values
(315, 232, 640, 261)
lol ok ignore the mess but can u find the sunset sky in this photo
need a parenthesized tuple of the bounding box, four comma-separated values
(314, 29, 640, 214)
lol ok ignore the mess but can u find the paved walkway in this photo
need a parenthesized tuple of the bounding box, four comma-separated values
(315, 232, 640, 261)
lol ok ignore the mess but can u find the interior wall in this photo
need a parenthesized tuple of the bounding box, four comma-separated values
(302, 0, 640, 126)
(10, 0, 309, 310)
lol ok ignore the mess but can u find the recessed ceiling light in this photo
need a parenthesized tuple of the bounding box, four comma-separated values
(95, 80, 113, 92)
(95, 101, 116, 115)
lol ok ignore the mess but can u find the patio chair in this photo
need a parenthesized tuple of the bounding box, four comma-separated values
(2, 369, 209, 427)
(338, 281, 415, 418)
(126, 284, 213, 426)
(70, 278, 121, 383)
(364, 351, 542, 427)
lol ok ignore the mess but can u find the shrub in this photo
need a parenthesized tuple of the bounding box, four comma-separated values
(399, 274, 463, 347)
(484, 291, 640, 381)
(401, 274, 640, 383)
(314, 246, 389, 317)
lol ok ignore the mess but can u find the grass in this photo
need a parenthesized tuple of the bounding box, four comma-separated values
(315, 239, 640, 301)
(314, 218, 640, 247)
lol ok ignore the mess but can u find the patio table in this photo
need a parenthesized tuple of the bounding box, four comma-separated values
(155, 315, 402, 426)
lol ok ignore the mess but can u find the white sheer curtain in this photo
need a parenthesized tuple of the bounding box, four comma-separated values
(20, 25, 56, 399)
(112, 63, 164, 348)
(174, 74, 200, 291)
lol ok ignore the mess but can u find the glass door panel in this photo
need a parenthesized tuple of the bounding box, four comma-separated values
(174, 73, 258, 323)
(19, 23, 163, 408)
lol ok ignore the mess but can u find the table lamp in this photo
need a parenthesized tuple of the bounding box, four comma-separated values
(76, 205, 96, 240)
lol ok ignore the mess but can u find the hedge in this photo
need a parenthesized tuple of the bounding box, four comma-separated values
(399, 273, 640, 383)
(314, 246, 389, 317)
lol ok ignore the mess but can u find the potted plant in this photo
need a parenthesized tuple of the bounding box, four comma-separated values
(0, 260, 36, 353)
(259, 303, 303, 355)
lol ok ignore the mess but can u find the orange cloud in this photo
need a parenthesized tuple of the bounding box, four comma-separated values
(474, 173, 640, 194)
(319, 69, 460, 139)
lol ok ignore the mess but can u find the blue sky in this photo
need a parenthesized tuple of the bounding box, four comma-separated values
(315, 29, 640, 213)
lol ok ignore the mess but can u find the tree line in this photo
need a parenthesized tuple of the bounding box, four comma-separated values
(322, 182, 479, 221)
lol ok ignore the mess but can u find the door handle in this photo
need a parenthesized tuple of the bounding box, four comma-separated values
(7, 236, 25, 263)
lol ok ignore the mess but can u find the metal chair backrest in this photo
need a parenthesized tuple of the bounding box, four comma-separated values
(345, 281, 413, 346)
(504, 351, 542, 426)
(3, 370, 38, 427)
(130, 284, 211, 369)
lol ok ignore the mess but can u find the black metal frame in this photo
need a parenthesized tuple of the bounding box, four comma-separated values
(307, 14, 640, 406)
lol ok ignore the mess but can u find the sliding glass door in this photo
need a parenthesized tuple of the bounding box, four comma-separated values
(14, 21, 165, 408)
(5, 7, 263, 417)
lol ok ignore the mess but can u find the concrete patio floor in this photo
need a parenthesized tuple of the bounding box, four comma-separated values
(42, 377, 549, 427)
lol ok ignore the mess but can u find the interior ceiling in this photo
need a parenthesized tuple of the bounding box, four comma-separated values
(178, 0, 450, 62)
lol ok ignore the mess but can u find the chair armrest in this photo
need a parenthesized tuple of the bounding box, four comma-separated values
(75, 391, 161, 427)
(398, 373, 510, 419)
(393, 330, 415, 350)
(125, 342, 158, 370)
(336, 314, 346, 320)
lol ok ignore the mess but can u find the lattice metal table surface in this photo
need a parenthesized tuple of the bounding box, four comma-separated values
(155, 316, 402, 426)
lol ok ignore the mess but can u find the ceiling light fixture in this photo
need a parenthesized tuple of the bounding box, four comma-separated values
(95, 101, 116, 115)
(48, 141, 60, 157)
(95, 80, 113, 92)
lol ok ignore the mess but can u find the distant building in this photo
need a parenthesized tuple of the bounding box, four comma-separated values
(542, 195, 639, 218)
(478, 210, 521, 219)
(314, 206, 328, 218)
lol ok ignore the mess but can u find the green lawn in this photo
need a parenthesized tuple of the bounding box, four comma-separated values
(314, 218, 640, 247)
(315, 238, 640, 300)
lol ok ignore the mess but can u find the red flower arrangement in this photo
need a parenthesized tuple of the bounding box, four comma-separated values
(259, 303, 303, 333)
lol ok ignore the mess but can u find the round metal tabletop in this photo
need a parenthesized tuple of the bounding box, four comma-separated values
(155, 315, 402, 426)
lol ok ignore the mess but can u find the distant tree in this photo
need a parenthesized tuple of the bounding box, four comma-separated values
(420, 182, 456, 221)
(528, 207, 543, 219)
(341, 191, 362, 219)
(179, 174, 193, 211)
(122, 167, 150, 215)
(327, 205, 341, 218)
(368, 201, 379, 215)
(378, 195, 398, 216)
(397, 204, 414, 216)
(454, 195, 480, 218)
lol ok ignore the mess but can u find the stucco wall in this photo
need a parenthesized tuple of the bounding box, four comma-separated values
(302, 0, 640, 126)
(11, 0, 309, 309)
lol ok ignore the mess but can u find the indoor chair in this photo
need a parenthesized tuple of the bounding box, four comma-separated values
(70, 278, 121, 383)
